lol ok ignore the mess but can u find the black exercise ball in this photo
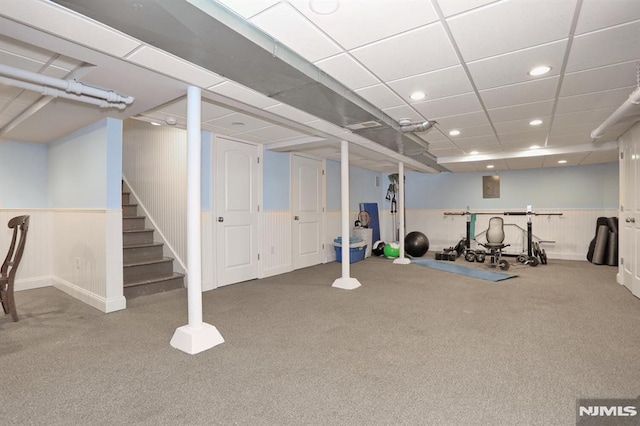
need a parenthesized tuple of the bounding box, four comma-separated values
(405, 231, 429, 257)
(372, 240, 386, 256)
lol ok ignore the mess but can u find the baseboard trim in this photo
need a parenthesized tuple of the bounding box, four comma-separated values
(15, 276, 52, 292)
(52, 277, 126, 313)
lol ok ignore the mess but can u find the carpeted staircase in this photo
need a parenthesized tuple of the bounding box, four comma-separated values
(122, 185, 184, 298)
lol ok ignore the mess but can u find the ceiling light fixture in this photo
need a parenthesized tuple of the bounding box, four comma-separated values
(486, 165, 495, 169)
(166, 117, 177, 125)
(558, 160, 567, 164)
(410, 91, 426, 101)
(449, 129, 461, 136)
(469, 151, 479, 155)
(529, 145, 540, 150)
(150, 121, 161, 126)
(529, 65, 551, 76)
(529, 119, 543, 126)
(309, 0, 340, 15)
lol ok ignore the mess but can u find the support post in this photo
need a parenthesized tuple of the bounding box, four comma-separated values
(394, 161, 411, 264)
(171, 86, 224, 354)
(332, 140, 361, 290)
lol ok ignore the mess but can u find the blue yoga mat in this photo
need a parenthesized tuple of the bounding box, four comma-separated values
(412, 259, 517, 282)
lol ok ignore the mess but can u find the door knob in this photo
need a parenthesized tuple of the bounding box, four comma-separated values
(631, 217, 636, 223)
(626, 217, 631, 223)
(218, 217, 224, 222)
(294, 216, 299, 220)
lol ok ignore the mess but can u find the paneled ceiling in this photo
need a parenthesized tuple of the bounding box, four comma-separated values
(1, 0, 639, 173)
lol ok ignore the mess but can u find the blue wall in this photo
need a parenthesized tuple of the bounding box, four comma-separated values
(0, 141, 48, 208)
(48, 118, 122, 209)
(263, 150, 290, 211)
(405, 162, 618, 210)
(326, 160, 385, 210)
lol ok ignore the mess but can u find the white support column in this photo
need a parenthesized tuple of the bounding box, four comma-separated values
(332, 140, 361, 290)
(394, 161, 411, 265)
(171, 86, 224, 354)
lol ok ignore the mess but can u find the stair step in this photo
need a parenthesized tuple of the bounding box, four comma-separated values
(124, 273, 185, 299)
(122, 192, 131, 205)
(123, 229, 154, 246)
(123, 204, 138, 216)
(123, 242, 164, 263)
(123, 257, 175, 285)
(123, 216, 146, 231)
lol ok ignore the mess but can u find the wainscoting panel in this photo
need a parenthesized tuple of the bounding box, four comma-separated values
(262, 211, 292, 277)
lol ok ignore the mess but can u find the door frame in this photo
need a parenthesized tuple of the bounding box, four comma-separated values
(211, 135, 263, 288)
(290, 153, 327, 267)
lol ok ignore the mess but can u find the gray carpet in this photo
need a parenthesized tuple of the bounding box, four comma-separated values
(1, 258, 638, 425)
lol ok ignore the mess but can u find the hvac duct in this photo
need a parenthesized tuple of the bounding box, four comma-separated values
(591, 86, 640, 139)
(0, 63, 134, 106)
(400, 120, 435, 133)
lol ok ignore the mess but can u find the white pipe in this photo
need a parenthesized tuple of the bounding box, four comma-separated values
(0, 75, 127, 109)
(591, 86, 640, 139)
(332, 140, 361, 289)
(393, 162, 410, 265)
(0, 63, 134, 105)
(170, 86, 224, 354)
(340, 139, 350, 279)
(186, 85, 203, 327)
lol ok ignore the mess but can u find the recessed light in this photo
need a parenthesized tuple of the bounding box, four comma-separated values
(150, 121, 161, 126)
(529, 66, 551, 76)
(558, 160, 567, 164)
(469, 151, 479, 155)
(410, 91, 426, 101)
(449, 129, 461, 136)
(529, 119, 543, 126)
(529, 145, 540, 150)
(231, 122, 245, 126)
(309, 0, 339, 14)
(486, 165, 495, 169)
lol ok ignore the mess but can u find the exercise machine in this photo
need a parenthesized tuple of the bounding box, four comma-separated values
(443, 206, 562, 266)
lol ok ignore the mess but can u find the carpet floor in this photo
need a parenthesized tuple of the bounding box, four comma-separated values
(1, 257, 638, 425)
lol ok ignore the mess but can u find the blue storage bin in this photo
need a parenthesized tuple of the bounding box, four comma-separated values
(334, 241, 367, 263)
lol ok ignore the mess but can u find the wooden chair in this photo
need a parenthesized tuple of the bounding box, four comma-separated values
(1, 215, 30, 322)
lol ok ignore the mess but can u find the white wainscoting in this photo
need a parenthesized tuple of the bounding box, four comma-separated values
(262, 211, 292, 277)
(50, 209, 125, 312)
(0, 209, 51, 291)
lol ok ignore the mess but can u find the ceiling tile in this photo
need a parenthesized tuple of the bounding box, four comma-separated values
(498, 129, 548, 144)
(447, 0, 577, 62)
(350, 23, 459, 81)
(250, 3, 342, 62)
(436, 0, 500, 18)
(566, 20, 640, 73)
(480, 77, 559, 109)
(355, 84, 405, 110)
(208, 112, 272, 133)
(556, 86, 637, 114)
(561, 61, 639, 97)
(430, 146, 465, 157)
(488, 100, 554, 123)
(215, 0, 279, 18)
(553, 107, 616, 127)
(413, 92, 483, 119)
(467, 40, 567, 90)
(494, 117, 551, 134)
(233, 124, 309, 142)
(315, 53, 379, 90)
(433, 111, 492, 129)
(440, 162, 479, 173)
(387, 66, 474, 102)
(453, 137, 501, 149)
(542, 153, 589, 168)
(575, 0, 640, 35)
(127, 46, 224, 88)
(580, 149, 619, 164)
(290, 0, 438, 50)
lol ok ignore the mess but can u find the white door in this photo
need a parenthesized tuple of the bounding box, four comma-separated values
(632, 139, 640, 298)
(291, 154, 324, 269)
(215, 137, 259, 286)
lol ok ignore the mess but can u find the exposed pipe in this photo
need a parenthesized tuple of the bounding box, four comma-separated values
(400, 121, 435, 133)
(591, 86, 640, 139)
(0, 76, 128, 109)
(0, 63, 134, 105)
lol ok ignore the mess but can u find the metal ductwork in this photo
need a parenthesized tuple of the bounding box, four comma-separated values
(52, 0, 446, 172)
